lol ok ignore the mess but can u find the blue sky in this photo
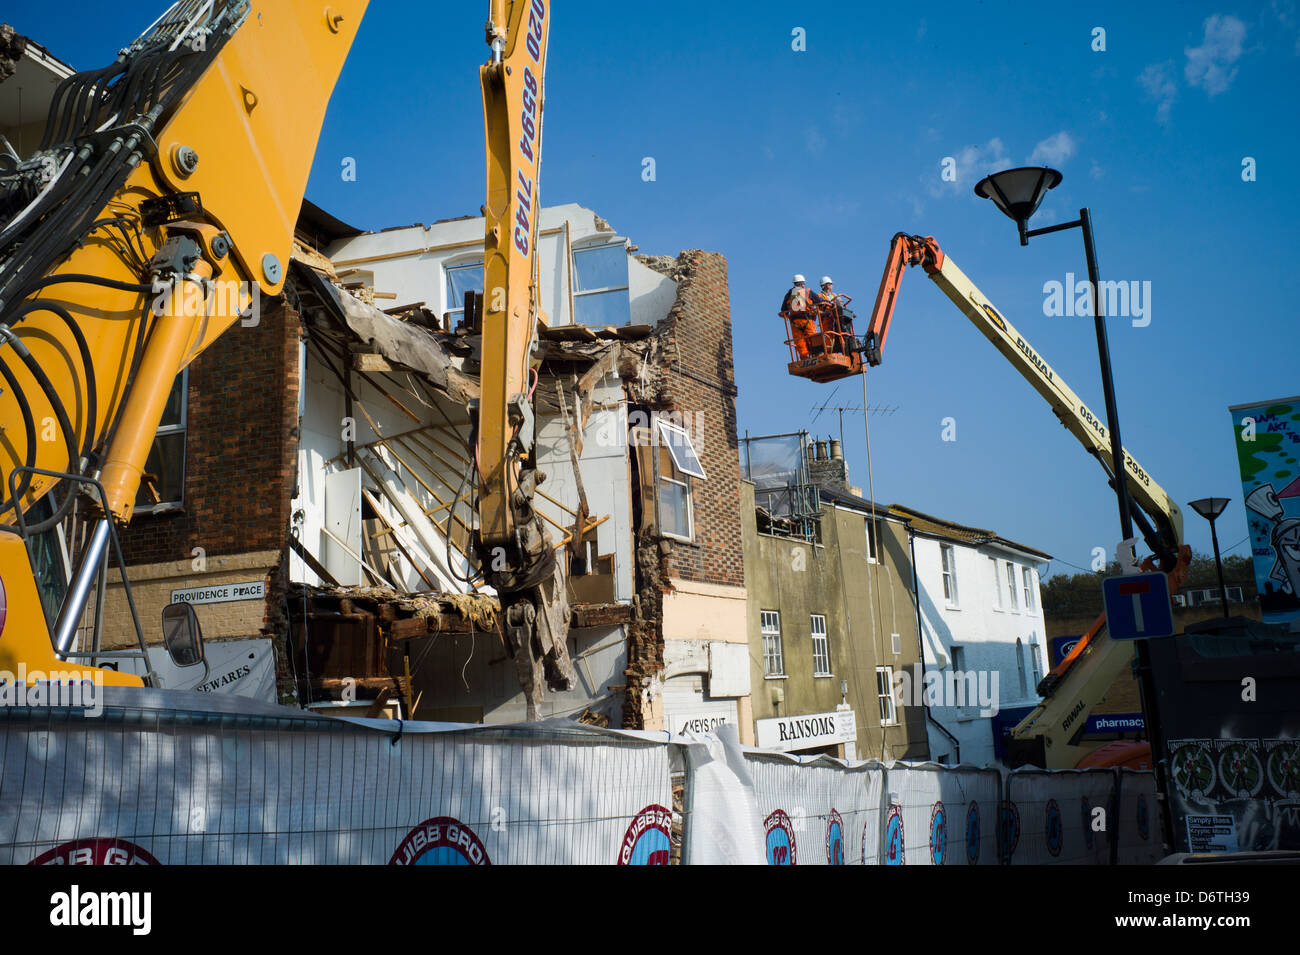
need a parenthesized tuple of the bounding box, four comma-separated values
(15, 2, 1300, 576)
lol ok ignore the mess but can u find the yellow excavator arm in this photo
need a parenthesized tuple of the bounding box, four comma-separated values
(0, 0, 367, 684)
(0, 1, 570, 709)
(862, 233, 1191, 767)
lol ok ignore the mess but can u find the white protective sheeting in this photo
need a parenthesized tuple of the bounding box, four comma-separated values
(1116, 769, 1162, 864)
(1005, 768, 1119, 865)
(888, 762, 1001, 865)
(744, 750, 884, 865)
(679, 725, 765, 865)
(0, 689, 671, 865)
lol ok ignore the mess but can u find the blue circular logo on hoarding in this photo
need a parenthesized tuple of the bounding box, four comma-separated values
(966, 801, 981, 865)
(827, 810, 844, 865)
(618, 805, 672, 865)
(765, 809, 797, 865)
(884, 806, 905, 865)
(389, 817, 490, 865)
(998, 802, 1020, 861)
(1045, 799, 1064, 857)
(930, 802, 947, 865)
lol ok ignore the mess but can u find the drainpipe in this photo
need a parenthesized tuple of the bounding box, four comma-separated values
(907, 526, 960, 764)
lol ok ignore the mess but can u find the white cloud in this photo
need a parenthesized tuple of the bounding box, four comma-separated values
(926, 137, 1010, 198)
(806, 126, 826, 157)
(1139, 60, 1178, 124)
(1089, 159, 1104, 180)
(1185, 14, 1247, 95)
(1028, 131, 1078, 166)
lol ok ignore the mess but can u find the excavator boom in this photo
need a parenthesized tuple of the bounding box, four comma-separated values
(0, 1, 572, 715)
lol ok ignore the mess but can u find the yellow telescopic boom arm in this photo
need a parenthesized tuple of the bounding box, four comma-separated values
(862, 233, 1191, 767)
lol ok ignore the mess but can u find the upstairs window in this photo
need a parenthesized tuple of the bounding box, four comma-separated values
(940, 543, 959, 607)
(135, 370, 187, 512)
(444, 260, 483, 325)
(572, 243, 630, 326)
(866, 517, 880, 563)
(1023, 567, 1036, 612)
(810, 614, 831, 676)
(1006, 561, 1019, 611)
(876, 666, 897, 725)
(990, 557, 1002, 609)
(761, 610, 784, 677)
(655, 417, 704, 541)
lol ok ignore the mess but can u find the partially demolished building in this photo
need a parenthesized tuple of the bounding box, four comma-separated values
(97, 202, 753, 737)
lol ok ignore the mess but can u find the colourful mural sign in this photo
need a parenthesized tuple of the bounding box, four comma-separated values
(1229, 396, 1300, 624)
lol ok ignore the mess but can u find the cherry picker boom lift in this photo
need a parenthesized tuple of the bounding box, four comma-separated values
(798, 231, 1190, 769)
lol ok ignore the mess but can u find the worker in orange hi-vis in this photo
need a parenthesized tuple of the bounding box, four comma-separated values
(818, 274, 853, 352)
(781, 274, 819, 358)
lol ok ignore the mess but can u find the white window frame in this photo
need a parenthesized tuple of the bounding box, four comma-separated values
(1029, 634, 1042, 689)
(1023, 567, 1036, 612)
(990, 556, 1002, 610)
(135, 368, 187, 513)
(1016, 638, 1027, 697)
(940, 543, 959, 608)
(1005, 560, 1019, 612)
(761, 610, 784, 678)
(866, 517, 879, 563)
(443, 258, 484, 324)
(571, 241, 630, 325)
(654, 417, 698, 542)
(810, 613, 831, 677)
(656, 418, 707, 479)
(876, 666, 897, 725)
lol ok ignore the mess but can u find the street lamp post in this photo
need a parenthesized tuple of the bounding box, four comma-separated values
(974, 167, 1177, 854)
(974, 167, 1134, 544)
(1188, 497, 1233, 619)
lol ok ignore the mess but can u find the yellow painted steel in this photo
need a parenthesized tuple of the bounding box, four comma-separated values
(920, 255, 1186, 768)
(478, 0, 549, 544)
(0, 1, 367, 684)
(0, 532, 143, 686)
(926, 256, 1183, 552)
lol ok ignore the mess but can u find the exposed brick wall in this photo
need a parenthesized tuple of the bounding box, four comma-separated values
(119, 299, 300, 565)
(650, 250, 744, 589)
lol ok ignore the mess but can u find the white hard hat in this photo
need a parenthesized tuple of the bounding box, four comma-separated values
(820, 276, 833, 287)
(793, 274, 806, 284)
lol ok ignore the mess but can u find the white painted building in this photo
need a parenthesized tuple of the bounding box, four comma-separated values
(893, 505, 1051, 768)
(322, 203, 677, 332)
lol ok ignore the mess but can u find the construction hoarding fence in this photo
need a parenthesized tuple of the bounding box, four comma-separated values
(1, 690, 1161, 864)
(0, 689, 671, 866)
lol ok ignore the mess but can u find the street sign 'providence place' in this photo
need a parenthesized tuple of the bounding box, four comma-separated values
(170, 580, 266, 605)
(756, 710, 856, 752)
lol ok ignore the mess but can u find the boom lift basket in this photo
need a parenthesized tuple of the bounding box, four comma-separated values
(782, 294, 863, 383)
